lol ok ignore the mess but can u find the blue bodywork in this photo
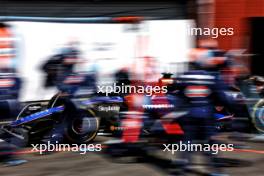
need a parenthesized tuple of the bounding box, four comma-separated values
(82, 96, 123, 105)
(10, 96, 123, 127)
(10, 106, 64, 127)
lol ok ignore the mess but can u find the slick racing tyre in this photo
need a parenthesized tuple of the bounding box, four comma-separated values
(252, 99, 264, 133)
(49, 94, 100, 143)
(63, 108, 99, 144)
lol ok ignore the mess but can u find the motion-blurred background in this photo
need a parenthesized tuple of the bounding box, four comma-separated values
(0, 0, 264, 176)
(0, 0, 263, 101)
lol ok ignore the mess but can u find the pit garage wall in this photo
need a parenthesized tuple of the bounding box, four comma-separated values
(212, 0, 264, 76)
(214, 0, 264, 50)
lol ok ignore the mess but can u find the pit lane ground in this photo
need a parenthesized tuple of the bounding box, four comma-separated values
(0, 133, 263, 176)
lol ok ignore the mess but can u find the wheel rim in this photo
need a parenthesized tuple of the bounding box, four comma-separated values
(71, 117, 97, 135)
(256, 106, 264, 129)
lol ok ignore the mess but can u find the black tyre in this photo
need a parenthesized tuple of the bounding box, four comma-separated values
(63, 108, 99, 144)
(252, 99, 264, 133)
(48, 93, 99, 143)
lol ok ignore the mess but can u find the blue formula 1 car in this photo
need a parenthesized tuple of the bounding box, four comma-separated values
(0, 72, 124, 145)
(0, 71, 261, 146)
